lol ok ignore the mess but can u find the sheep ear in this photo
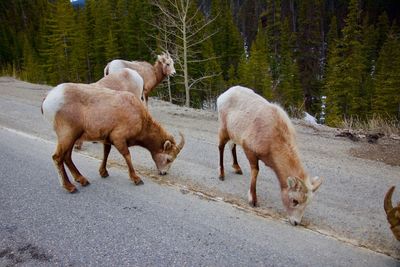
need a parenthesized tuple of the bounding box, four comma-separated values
(157, 54, 162, 61)
(163, 140, 172, 151)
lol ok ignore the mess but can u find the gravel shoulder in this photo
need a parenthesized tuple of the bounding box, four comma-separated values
(1, 76, 399, 259)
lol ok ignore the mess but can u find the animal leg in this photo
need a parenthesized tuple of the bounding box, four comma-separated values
(64, 148, 90, 186)
(113, 141, 143, 185)
(243, 146, 259, 207)
(231, 144, 243, 174)
(218, 130, 229, 181)
(52, 142, 77, 193)
(74, 138, 83, 150)
(99, 143, 112, 178)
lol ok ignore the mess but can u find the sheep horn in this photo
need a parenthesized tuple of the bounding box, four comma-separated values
(177, 132, 185, 152)
(385, 186, 395, 215)
(311, 176, 323, 192)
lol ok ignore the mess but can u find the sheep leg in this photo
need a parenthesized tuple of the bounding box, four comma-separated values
(114, 142, 143, 185)
(231, 144, 243, 174)
(74, 138, 83, 150)
(218, 130, 229, 181)
(243, 146, 259, 207)
(99, 144, 111, 178)
(65, 148, 90, 186)
(52, 142, 77, 193)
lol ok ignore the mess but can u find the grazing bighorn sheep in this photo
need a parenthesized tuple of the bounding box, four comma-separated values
(42, 83, 184, 193)
(217, 86, 322, 225)
(104, 52, 176, 101)
(384, 186, 400, 240)
(74, 68, 145, 150)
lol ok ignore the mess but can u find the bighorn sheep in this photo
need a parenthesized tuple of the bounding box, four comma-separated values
(384, 186, 400, 240)
(95, 68, 145, 104)
(217, 86, 322, 225)
(104, 52, 175, 101)
(42, 83, 184, 193)
(74, 68, 145, 150)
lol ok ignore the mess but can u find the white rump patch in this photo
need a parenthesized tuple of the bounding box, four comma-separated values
(42, 84, 65, 125)
(107, 60, 128, 75)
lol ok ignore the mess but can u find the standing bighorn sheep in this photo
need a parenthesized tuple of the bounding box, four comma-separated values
(42, 83, 184, 193)
(217, 86, 323, 225)
(384, 186, 400, 240)
(104, 52, 175, 101)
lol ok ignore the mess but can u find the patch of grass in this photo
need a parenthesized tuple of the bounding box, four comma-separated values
(341, 115, 400, 136)
(287, 104, 306, 120)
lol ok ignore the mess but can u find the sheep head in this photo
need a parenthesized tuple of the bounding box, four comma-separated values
(152, 132, 185, 175)
(157, 52, 176, 76)
(283, 176, 323, 226)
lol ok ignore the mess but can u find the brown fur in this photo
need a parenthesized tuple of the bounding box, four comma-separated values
(74, 68, 145, 149)
(45, 84, 184, 193)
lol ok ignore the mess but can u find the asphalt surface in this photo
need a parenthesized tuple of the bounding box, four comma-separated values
(0, 77, 399, 265)
(0, 127, 398, 266)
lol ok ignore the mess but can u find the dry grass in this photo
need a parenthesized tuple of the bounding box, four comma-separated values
(341, 115, 400, 136)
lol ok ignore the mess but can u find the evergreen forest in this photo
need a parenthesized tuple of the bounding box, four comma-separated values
(1, 0, 399, 125)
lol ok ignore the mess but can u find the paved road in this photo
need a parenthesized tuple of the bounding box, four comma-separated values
(0, 77, 399, 265)
(0, 127, 398, 266)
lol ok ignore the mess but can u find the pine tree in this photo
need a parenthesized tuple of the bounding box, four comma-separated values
(210, 1, 243, 82)
(91, 0, 114, 80)
(105, 30, 119, 62)
(125, 0, 157, 61)
(41, 0, 77, 84)
(201, 37, 224, 108)
(373, 26, 400, 119)
(277, 18, 302, 111)
(265, 0, 281, 83)
(238, 22, 272, 99)
(341, 0, 368, 118)
(324, 16, 343, 126)
(324, 0, 368, 124)
(297, 0, 323, 114)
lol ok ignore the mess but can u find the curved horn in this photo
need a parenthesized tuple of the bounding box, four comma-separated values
(177, 132, 185, 151)
(385, 186, 396, 215)
(312, 176, 323, 192)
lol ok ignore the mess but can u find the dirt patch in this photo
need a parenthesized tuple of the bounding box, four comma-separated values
(349, 139, 400, 166)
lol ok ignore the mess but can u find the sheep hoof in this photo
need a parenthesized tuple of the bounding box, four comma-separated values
(80, 179, 90, 187)
(67, 186, 78, 194)
(219, 175, 225, 181)
(99, 169, 109, 178)
(234, 169, 243, 175)
(232, 165, 242, 175)
(134, 179, 144, 186)
(249, 201, 259, 207)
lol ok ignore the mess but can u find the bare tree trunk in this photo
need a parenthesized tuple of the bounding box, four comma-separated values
(167, 76, 172, 103)
(182, 16, 190, 107)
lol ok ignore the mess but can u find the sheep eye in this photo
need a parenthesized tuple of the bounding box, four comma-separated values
(166, 63, 170, 66)
(166, 158, 172, 163)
